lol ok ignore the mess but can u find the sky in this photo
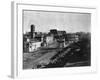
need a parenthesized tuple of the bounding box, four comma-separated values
(23, 10, 91, 33)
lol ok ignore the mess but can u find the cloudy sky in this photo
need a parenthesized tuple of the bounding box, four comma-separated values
(23, 10, 91, 33)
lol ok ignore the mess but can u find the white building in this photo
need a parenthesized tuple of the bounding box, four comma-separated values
(46, 35, 54, 45)
(29, 41, 41, 52)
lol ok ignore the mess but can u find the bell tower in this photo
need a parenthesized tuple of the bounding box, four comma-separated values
(30, 24, 35, 39)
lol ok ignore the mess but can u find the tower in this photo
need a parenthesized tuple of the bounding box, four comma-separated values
(30, 24, 35, 39)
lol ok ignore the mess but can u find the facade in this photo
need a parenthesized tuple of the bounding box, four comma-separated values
(66, 34, 79, 43)
(46, 35, 54, 45)
(29, 41, 41, 52)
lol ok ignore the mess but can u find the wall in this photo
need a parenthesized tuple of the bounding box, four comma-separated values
(0, 0, 100, 80)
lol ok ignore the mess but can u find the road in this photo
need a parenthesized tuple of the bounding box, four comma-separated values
(23, 48, 61, 69)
